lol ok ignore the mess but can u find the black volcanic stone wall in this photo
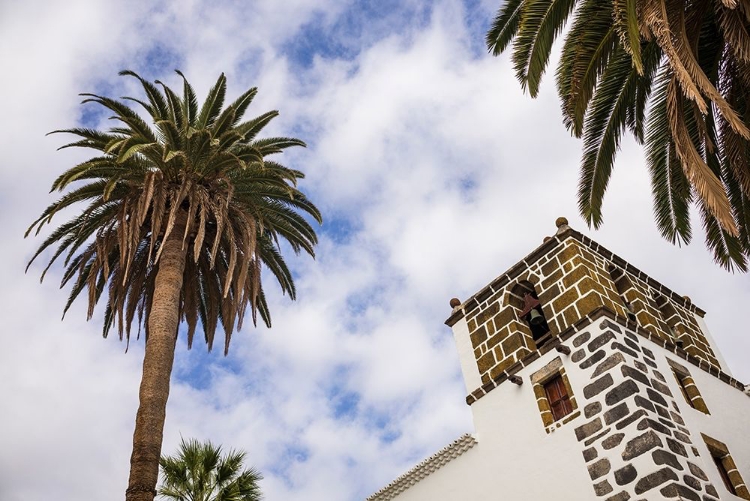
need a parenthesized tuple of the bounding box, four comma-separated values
(571, 320, 718, 500)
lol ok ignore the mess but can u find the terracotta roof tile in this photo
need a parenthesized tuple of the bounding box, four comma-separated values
(365, 434, 477, 500)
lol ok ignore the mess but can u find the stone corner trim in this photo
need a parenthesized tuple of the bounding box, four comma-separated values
(365, 434, 478, 501)
(464, 309, 745, 407)
(444, 235, 566, 327)
(444, 228, 706, 328)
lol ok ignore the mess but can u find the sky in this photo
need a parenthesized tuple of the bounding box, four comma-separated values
(0, 1, 748, 500)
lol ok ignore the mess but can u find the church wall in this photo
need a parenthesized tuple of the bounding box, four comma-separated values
(450, 311, 483, 393)
(694, 315, 732, 377)
(388, 313, 750, 501)
(464, 316, 750, 500)
(466, 338, 604, 500)
(672, 347, 750, 498)
(373, 223, 749, 501)
(370, 447, 482, 501)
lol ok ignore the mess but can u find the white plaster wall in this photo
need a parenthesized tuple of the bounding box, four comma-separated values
(451, 316, 482, 394)
(386, 318, 750, 501)
(694, 313, 732, 376)
(468, 347, 597, 500)
(646, 336, 750, 498)
(390, 334, 598, 500)
(376, 447, 481, 501)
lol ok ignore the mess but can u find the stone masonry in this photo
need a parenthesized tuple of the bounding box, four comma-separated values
(571, 319, 719, 500)
(443, 219, 748, 499)
(367, 219, 750, 501)
(447, 219, 720, 390)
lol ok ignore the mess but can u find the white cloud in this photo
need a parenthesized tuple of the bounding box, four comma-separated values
(1, 1, 748, 501)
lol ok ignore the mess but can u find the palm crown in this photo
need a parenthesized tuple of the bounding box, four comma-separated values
(487, 0, 750, 270)
(159, 439, 263, 501)
(27, 71, 321, 353)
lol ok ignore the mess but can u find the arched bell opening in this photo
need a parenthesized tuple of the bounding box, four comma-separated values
(510, 281, 551, 347)
(608, 265, 637, 322)
(654, 293, 683, 344)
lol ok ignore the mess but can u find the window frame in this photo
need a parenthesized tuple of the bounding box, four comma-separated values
(712, 452, 737, 495)
(701, 434, 750, 500)
(668, 359, 710, 415)
(673, 369, 697, 410)
(531, 357, 579, 432)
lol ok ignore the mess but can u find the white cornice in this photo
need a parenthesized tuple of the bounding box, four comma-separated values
(365, 434, 478, 500)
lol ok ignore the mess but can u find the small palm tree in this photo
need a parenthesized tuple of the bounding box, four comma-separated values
(487, 0, 750, 270)
(26, 71, 320, 500)
(159, 439, 262, 501)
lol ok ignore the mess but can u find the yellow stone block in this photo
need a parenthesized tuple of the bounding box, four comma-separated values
(541, 269, 563, 290)
(576, 290, 604, 317)
(540, 258, 559, 277)
(561, 266, 587, 289)
(558, 244, 580, 263)
(489, 355, 515, 380)
(486, 332, 503, 350)
(501, 332, 526, 357)
(561, 305, 580, 327)
(577, 276, 607, 297)
(477, 351, 495, 373)
(551, 287, 580, 315)
(492, 307, 517, 332)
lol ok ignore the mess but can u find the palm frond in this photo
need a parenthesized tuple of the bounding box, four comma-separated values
(699, 196, 747, 271)
(578, 45, 653, 227)
(120, 70, 170, 120)
(646, 70, 693, 244)
(486, 0, 526, 55)
(197, 73, 227, 128)
(556, 0, 618, 136)
(666, 76, 737, 234)
(511, 0, 577, 97)
(175, 70, 199, 128)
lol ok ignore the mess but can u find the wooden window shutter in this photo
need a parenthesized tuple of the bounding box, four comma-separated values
(544, 375, 573, 422)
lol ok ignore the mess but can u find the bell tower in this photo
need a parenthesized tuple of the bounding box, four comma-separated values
(442, 218, 748, 500)
(368, 218, 750, 501)
(446, 217, 725, 402)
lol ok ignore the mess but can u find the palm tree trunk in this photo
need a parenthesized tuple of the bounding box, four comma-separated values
(125, 227, 187, 501)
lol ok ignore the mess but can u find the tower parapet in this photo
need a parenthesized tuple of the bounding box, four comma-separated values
(447, 219, 722, 398)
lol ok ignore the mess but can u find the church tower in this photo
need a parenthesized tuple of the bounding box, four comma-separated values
(367, 218, 750, 501)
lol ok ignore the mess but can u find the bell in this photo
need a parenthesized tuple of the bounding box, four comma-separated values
(528, 308, 544, 326)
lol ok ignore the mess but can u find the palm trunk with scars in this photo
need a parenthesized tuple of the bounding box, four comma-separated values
(125, 222, 187, 501)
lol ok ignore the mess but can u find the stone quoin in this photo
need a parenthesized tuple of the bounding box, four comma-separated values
(367, 219, 750, 501)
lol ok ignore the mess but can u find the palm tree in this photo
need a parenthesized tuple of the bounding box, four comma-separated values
(26, 71, 321, 501)
(158, 439, 263, 501)
(486, 0, 750, 271)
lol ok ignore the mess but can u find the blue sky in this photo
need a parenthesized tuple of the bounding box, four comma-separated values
(1, 1, 749, 500)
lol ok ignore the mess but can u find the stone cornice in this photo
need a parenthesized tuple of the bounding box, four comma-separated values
(464, 307, 746, 406)
(365, 434, 478, 501)
(445, 228, 706, 328)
